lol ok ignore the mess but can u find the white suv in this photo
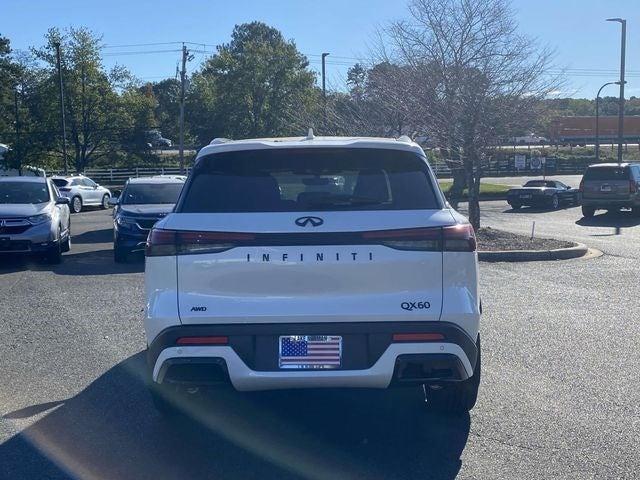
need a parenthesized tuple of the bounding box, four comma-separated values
(51, 175, 112, 213)
(144, 136, 481, 416)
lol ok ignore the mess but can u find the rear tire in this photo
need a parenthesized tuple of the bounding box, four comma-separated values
(71, 196, 83, 214)
(424, 336, 481, 415)
(582, 206, 595, 218)
(509, 203, 521, 210)
(550, 194, 559, 210)
(101, 194, 110, 210)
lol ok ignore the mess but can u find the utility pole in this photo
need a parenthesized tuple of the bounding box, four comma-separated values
(179, 44, 189, 174)
(54, 41, 69, 174)
(607, 18, 626, 165)
(321, 52, 330, 130)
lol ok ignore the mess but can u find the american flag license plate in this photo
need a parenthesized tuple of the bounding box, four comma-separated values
(279, 335, 342, 369)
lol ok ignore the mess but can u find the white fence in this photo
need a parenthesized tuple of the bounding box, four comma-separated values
(51, 167, 191, 187)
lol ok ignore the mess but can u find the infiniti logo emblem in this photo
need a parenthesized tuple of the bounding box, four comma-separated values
(295, 216, 324, 227)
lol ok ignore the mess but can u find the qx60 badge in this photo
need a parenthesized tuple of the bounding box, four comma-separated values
(295, 216, 324, 227)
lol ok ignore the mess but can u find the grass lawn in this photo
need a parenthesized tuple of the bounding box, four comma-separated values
(438, 180, 511, 197)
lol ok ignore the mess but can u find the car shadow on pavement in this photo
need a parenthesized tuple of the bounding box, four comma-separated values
(0, 353, 470, 480)
(575, 211, 640, 229)
(0, 250, 143, 275)
(503, 205, 579, 214)
(71, 228, 113, 245)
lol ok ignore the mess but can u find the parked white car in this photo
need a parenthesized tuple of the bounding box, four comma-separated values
(144, 135, 481, 417)
(51, 175, 112, 213)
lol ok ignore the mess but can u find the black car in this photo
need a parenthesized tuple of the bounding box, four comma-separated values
(507, 180, 580, 210)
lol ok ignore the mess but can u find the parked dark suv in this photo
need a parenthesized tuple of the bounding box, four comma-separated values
(580, 163, 640, 218)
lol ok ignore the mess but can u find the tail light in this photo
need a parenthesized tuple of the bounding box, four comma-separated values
(443, 224, 476, 252)
(146, 225, 476, 256)
(354, 225, 475, 252)
(362, 227, 441, 251)
(146, 229, 255, 256)
(630, 180, 637, 194)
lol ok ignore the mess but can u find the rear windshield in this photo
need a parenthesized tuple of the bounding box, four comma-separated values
(0, 182, 50, 204)
(121, 183, 184, 205)
(179, 148, 440, 213)
(584, 167, 629, 181)
(524, 180, 554, 187)
(51, 178, 69, 187)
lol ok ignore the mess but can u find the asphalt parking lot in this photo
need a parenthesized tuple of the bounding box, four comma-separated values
(1, 205, 639, 479)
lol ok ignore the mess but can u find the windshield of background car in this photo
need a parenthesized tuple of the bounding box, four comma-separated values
(121, 183, 183, 205)
(51, 178, 69, 187)
(524, 181, 554, 187)
(0, 182, 50, 204)
(179, 148, 440, 213)
(583, 167, 629, 181)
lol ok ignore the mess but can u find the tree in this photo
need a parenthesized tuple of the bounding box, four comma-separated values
(383, 0, 558, 229)
(199, 22, 316, 139)
(32, 27, 154, 172)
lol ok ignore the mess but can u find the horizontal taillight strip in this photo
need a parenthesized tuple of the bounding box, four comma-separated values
(146, 225, 476, 256)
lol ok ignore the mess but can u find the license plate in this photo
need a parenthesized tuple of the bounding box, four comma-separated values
(279, 335, 342, 369)
(601, 185, 612, 192)
(520, 194, 532, 199)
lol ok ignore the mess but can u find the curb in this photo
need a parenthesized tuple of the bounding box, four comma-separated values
(478, 242, 589, 262)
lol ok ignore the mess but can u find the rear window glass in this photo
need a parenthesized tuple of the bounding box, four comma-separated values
(179, 148, 440, 213)
(524, 180, 554, 187)
(584, 167, 629, 181)
(121, 183, 184, 205)
(51, 178, 69, 187)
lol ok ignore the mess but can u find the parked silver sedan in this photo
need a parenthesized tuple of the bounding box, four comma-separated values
(0, 176, 71, 263)
(51, 174, 112, 213)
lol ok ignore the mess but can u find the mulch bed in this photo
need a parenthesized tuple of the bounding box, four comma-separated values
(476, 227, 574, 252)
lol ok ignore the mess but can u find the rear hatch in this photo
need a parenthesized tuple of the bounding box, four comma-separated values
(155, 147, 463, 325)
(582, 166, 632, 200)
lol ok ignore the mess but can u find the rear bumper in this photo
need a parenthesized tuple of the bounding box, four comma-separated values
(581, 197, 639, 208)
(148, 321, 478, 391)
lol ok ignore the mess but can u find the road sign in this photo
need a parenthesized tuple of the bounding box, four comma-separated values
(530, 157, 542, 170)
(515, 154, 526, 170)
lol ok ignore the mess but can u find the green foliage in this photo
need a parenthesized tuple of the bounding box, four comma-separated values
(198, 22, 316, 140)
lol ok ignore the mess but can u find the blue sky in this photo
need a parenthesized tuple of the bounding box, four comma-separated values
(2, 0, 640, 98)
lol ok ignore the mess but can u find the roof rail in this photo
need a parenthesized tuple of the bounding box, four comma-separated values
(210, 138, 232, 145)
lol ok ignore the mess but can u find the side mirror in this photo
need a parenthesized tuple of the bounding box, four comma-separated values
(56, 197, 70, 205)
(108, 197, 119, 207)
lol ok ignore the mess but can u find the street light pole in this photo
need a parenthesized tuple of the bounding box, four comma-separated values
(607, 18, 626, 165)
(595, 81, 619, 162)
